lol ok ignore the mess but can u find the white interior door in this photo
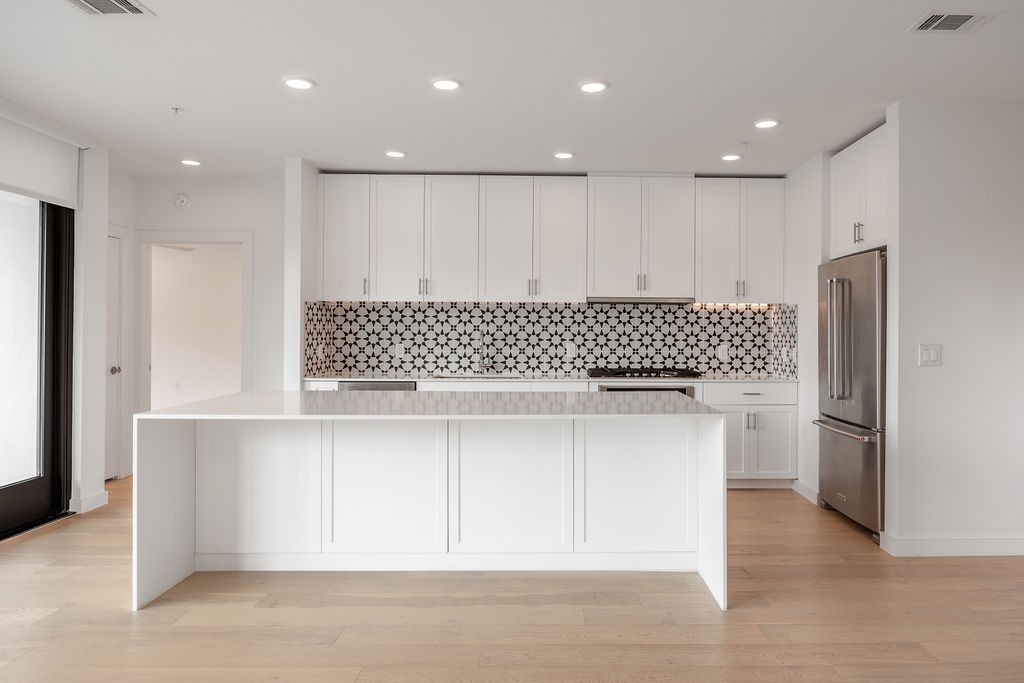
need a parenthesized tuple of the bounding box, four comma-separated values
(105, 235, 122, 480)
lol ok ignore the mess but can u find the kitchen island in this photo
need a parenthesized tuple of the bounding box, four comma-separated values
(133, 390, 727, 609)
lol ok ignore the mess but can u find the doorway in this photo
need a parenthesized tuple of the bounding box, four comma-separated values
(0, 189, 74, 540)
(148, 243, 244, 410)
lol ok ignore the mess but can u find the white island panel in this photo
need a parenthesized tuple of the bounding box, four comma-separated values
(195, 420, 322, 554)
(327, 420, 448, 553)
(575, 418, 697, 553)
(450, 420, 573, 553)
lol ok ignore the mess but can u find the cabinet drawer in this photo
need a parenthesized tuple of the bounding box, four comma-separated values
(703, 382, 796, 405)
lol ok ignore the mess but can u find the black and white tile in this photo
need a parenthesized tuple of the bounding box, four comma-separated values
(306, 301, 798, 378)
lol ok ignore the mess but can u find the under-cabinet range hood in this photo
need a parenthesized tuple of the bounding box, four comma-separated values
(587, 295, 695, 304)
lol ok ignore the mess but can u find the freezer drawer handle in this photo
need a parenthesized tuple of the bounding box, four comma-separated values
(813, 420, 875, 443)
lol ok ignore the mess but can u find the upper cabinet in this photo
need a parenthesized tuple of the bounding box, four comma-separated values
(588, 176, 695, 301)
(830, 124, 889, 258)
(532, 176, 588, 302)
(322, 174, 370, 301)
(369, 175, 425, 301)
(424, 176, 479, 302)
(695, 178, 784, 303)
(478, 176, 587, 303)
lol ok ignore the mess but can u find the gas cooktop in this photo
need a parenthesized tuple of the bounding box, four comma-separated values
(587, 367, 703, 379)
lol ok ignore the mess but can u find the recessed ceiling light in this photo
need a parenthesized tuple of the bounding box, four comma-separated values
(721, 154, 741, 161)
(284, 77, 315, 90)
(554, 152, 574, 160)
(579, 81, 607, 93)
(385, 151, 406, 158)
(432, 79, 461, 91)
(180, 159, 201, 166)
(754, 119, 779, 129)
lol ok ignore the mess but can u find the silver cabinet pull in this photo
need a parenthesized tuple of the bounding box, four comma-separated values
(742, 392, 762, 395)
(533, 278, 539, 296)
(813, 419, 876, 443)
(362, 277, 368, 295)
(744, 412, 751, 430)
(109, 366, 121, 375)
(751, 412, 757, 430)
(425, 278, 430, 295)
(417, 278, 423, 295)
(642, 274, 648, 291)
(740, 280, 746, 297)
(528, 278, 533, 296)
(636, 274, 641, 291)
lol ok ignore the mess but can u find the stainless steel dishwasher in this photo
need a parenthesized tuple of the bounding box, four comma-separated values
(335, 381, 416, 391)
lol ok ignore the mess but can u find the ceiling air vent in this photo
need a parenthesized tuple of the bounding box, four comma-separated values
(909, 12, 994, 32)
(65, 0, 154, 16)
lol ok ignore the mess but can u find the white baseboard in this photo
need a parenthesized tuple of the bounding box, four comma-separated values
(791, 479, 819, 505)
(881, 534, 1024, 557)
(727, 479, 794, 489)
(69, 489, 109, 513)
(194, 552, 700, 572)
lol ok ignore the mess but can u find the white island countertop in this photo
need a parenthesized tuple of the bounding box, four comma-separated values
(140, 389, 721, 421)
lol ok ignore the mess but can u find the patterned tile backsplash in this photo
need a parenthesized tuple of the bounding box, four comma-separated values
(306, 301, 798, 378)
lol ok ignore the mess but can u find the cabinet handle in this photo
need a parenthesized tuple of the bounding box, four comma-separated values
(362, 277, 368, 295)
(637, 274, 641, 292)
(741, 280, 746, 297)
(533, 278, 539, 296)
(418, 278, 423, 295)
(425, 278, 430, 295)
(745, 412, 751, 430)
(742, 392, 762, 395)
(642, 274, 648, 291)
(751, 412, 757, 430)
(735, 280, 741, 296)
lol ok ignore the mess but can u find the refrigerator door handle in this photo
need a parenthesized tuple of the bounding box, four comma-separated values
(813, 419, 876, 443)
(837, 277, 849, 399)
(827, 278, 837, 399)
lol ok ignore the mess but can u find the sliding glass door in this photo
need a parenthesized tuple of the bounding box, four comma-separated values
(0, 189, 73, 540)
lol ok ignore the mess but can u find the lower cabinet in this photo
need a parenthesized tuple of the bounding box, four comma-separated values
(449, 420, 573, 553)
(716, 404, 797, 478)
(325, 420, 448, 553)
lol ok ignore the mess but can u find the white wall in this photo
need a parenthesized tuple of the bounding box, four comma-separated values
(150, 244, 242, 409)
(108, 167, 137, 230)
(783, 153, 827, 504)
(282, 158, 320, 390)
(883, 98, 1024, 555)
(135, 176, 284, 392)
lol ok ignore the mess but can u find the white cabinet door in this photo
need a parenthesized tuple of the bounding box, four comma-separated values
(588, 176, 643, 298)
(750, 405, 797, 478)
(533, 176, 587, 303)
(740, 179, 784, 303)
(479, 176, 534, 302)
(862, 126, 889, 249)
(575, 418, 696, 552)
(830, 140, 865, 257)
(695, 178, 741, 302)
(717, 407, 750, 478)
(326, 420, 447, 553)
(370, 175, 424, 301)
(425, 176, 478, 302)
(643, 176, 695, 299)
(322, 174, 370, 301)
(195, 421, 322, 554)
(449, 420, 573, 553)
(830, 124, 888, 259)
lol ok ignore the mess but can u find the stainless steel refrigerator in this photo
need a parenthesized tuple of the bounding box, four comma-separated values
(815, 249, 885, 535)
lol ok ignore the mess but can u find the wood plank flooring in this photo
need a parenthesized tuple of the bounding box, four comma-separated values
(1, 478, 1023, 681)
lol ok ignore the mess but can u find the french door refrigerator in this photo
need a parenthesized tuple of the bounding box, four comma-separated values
(815, 249, 885, 534)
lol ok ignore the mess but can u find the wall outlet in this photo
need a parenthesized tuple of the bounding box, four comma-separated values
(563, 341, 577, 360)
(391, 342, 404, 360)
(717, 343, 730, 363)
(918, 344, 942, 367)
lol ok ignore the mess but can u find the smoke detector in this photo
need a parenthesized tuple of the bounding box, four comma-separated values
(908, 13, 994, 33)
(64, 0, 154, 16)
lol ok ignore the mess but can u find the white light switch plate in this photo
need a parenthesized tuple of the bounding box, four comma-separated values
(918, 344, 942, 367)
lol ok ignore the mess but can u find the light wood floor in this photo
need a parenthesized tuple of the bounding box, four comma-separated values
(2, 479, 1023, 682)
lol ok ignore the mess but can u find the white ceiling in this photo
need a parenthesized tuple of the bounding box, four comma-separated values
(2, 0, 1023, 178)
